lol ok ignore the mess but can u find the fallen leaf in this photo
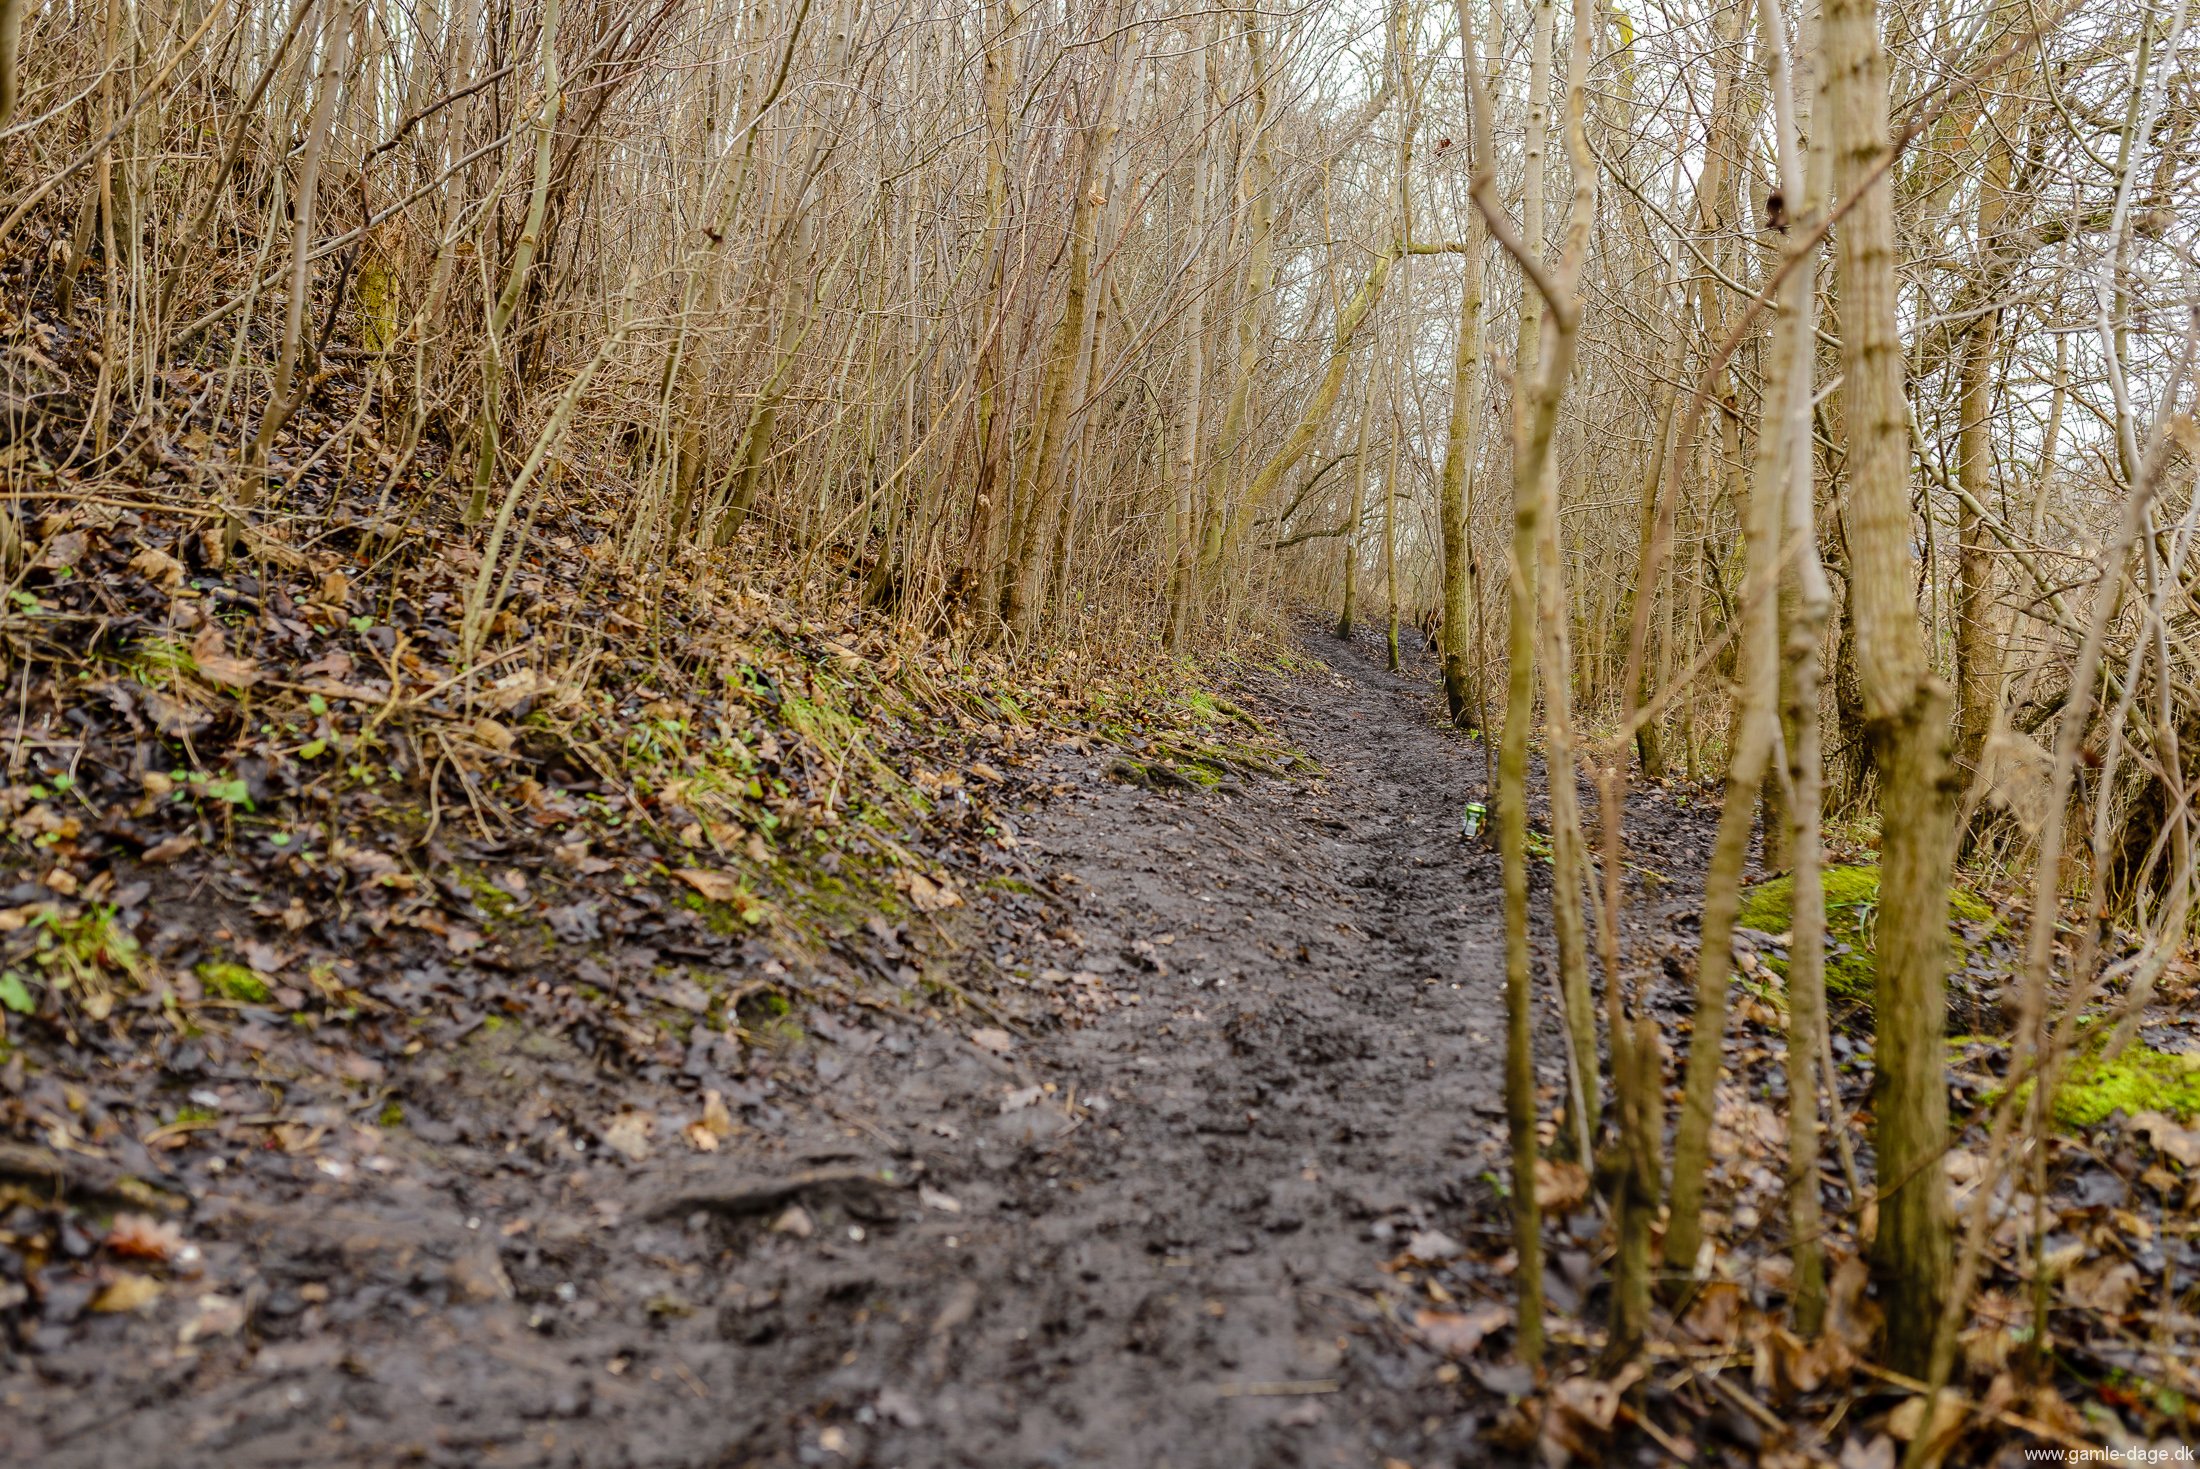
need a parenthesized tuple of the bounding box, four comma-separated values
(92, 1272, 164, 1313)
(2065, 1255, 2140, 1314)
(1886, 1392, 1967, 1463)
(905, 871, 963, 912)
(968, 1027, 1014, 1056)
(1534, 1157, 1591, 1212)
(676, 868, 740, 903)
(1413, 1304, 1508, 1358)
(1683, 1279, 1747, 1346)
(2129, 1110, 2200, 1167)
(485, 668, 544, 713)
(105, 1214, 187, 1263)
(142, 689, 211, 737)
(35, 530, 87, 570)
(1401, 1229, 1465, 1263)
(178, 1293, 247, 1344)
(1537, 1365, 1643, 1464)
(129, 546, 187, 590)
(1838, 1435, 1897, 1469)
(191, 626, 261, 690)
(602, 1112, 654, 1162)
(700, 1090, 734, 1138)
(472, 717, 517, 753)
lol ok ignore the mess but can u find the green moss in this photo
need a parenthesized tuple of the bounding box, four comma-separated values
(454, 868, 521, 921)
(2047, 1042, 2200, 1127)
(197, 961, 271, 1004)
(1736, 863, 2001, 1002)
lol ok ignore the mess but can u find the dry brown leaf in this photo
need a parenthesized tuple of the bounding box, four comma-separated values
(105, 1214, 188, 1262)
(1536, 1365, 1642, 1465)
(699, 1089, 734, 1138)
(35, 530, 87, 570)
(968, 1027, 1014, 1056)
(1837, 1435, 1897, 1469)
(1683, 1279, 1747, 1346)
(129, 546, 187, 590)
(1400, 1228, 1465, 1263)
(142, 689, 211, 737)
(1885, 1392, 1967, 1466)
(675, 868, 740, 903)
(905, 871, 963, 912)
(2065, 1255, 2140, 1314)
(471, 717, 516, 753)
(602, 1112, 654, 1162)
(2129, 1110, 2200, 1167)
(191, 625, 261, 690)
(142, 833, 198, 864)
(1533, 1157, 1591, 1213)
(177, 1293, 247, 1344)
(1412, 1304, 1508, 1359)
(485, 668, 545, 713)
(91, 1272, 164, 1314)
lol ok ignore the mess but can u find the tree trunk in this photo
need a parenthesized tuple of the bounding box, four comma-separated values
(1823, 0, 1957, 1371)
(1337, 359, 1375, 639)
(1951, 122, 2008, 782)
(1001, 18, 1126, 641)
(1197, 12, 1277, 582)
(1438, 0, 1492, 725)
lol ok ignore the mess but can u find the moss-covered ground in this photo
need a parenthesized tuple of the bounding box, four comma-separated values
(1735, 862, 2001, 1002)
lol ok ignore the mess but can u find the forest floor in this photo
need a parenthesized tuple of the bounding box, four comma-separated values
(6, 518, 2193, 1467)
(0, 615, 1728, 1468)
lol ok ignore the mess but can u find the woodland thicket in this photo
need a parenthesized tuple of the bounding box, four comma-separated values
(2, 0, 2198, 1444)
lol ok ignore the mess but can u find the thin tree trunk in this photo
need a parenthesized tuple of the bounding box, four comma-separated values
(1002, 15, 1126, 641)
(1337, 358, 1375, 639)
(1197, 10, 1276, 581)
(1824, 0, 1957, 1370)
(1465, 0, 1599, 1369)
(1168, 35, 1214, 650)
(234, 0, 355, 548)
(467, 0, 564, 527)
(1764, 0, 1832, 1334)
(1952, 131, 2011, 781)
(1439, 0, 1492, 725)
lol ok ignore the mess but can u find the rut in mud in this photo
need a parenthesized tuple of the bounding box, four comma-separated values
(6, 630, 1711, 1468)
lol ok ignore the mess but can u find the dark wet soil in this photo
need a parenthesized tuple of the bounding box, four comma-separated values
(3, 628, 1716, 1468)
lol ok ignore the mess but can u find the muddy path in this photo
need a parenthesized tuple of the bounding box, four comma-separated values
(6, 628, 1713, 1468)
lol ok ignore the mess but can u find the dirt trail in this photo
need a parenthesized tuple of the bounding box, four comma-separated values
(9, 631, 1611, 1468)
